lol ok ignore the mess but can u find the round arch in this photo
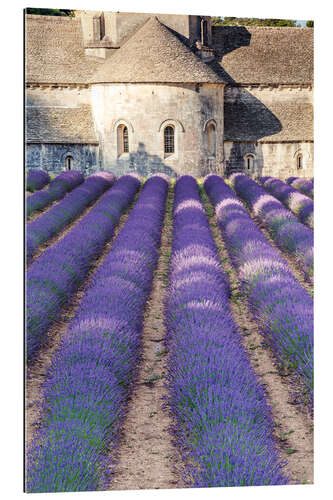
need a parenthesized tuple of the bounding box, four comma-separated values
(203, 118, 217, 133)
(293, 148, 311, 170)
(158, 119, 185, 133)
(244, 153, 256, 172)
(60, 150, 77, 171)
(112, 119, 134, 133)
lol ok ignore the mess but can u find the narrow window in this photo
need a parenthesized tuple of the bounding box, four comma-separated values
(117, 125, 129, 156)
(207, 123, 216, 157)
(66, 156, 73, 170)
(245, 154, 254, 171)
(123, 126, 129, 153)
(164, 126, 175, 157)
(297, 153, 303, 169)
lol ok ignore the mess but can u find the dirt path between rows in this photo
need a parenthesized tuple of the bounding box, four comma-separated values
(25, 192, 140, 452)
(27, 188, 110, 268)
(201, 190, 314, 485)
(108, 186, 185, 491)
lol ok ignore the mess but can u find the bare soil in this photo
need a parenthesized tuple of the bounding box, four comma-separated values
(108, 187, 185, 491)
(25, 193, 140, 451)
(202, 193, 314, 485)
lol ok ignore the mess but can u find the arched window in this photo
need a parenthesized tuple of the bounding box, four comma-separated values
(244, 154, 255, 171)
(207, 123, 216, 157)
(117, 124, 129, 156)
(297, 153, 303, 169)
(65, 156, 73, 170)
(164, 126, 175, 157)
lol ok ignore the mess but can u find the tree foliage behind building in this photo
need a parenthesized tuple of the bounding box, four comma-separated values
(26, 8, 74, 17)
(211, 17, 311, 27)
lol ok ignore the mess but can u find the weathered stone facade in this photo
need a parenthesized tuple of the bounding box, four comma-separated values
(25, 12, 314, 178)
(26, 143, 99, 175)
(224, 85, 313, 178)
(90, 83, 224, 177)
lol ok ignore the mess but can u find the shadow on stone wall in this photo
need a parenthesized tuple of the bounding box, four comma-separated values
(209, 26, 282, 175)
(107, 142, 178, 178)
(224, 87, 282, 141)
(225, 142, 264, 177)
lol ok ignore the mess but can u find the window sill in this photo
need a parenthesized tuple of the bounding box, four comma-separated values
(164, 154, 177, 161)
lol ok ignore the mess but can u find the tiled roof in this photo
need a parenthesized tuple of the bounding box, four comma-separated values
(26, 105, 98, 143)
(25, 14, 104, 84)
(91, 17, 226, 83)
(212, 26, 313, 84)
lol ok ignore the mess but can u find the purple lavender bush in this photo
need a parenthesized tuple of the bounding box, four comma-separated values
(26, 174, 140, 364)
(26, 169, 50, 192)
(258, 177, 313, 229)
(230, 173, 313, 282)
(26, 176, 168, 492)
(286, 177, 314, 199)
(165, 175, 288, 488)
(26, 170, 84, 217)
(26, 172, 115, 264)
(204, 175, 313, 408)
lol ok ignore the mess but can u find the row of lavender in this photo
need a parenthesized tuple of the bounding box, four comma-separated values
(26, 176, 169, 492)
(26, 174, 140, 363)
(205, 175, 313, 407)
(258, 177, 313, 229)
(26, 169, 50, 192)
(165, 175, 288, 487)
(26, 172, 115, 264)
(26, 171, 84, 217)
(287, 177, 314, 199)
(230, 174, 314, 283)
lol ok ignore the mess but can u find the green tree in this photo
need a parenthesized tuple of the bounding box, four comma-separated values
(211, 17, 297, 27)
(306, 20, 314, 28)
(25, 8, 74, 17)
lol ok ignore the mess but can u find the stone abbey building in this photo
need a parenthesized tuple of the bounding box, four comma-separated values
(25, 11, 314, 178)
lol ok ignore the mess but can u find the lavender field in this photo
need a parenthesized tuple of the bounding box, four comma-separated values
(25, 172, 314, 492)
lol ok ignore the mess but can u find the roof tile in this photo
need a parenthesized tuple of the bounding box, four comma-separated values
(90, 17, 226, 84)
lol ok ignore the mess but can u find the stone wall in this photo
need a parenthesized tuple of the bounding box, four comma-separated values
(26, 86, 90, 107)
(90, 82, 224, 177)
(224, 141, 314, 179)
(223, 84, 313, 178)
(26, 143, 99, 175)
